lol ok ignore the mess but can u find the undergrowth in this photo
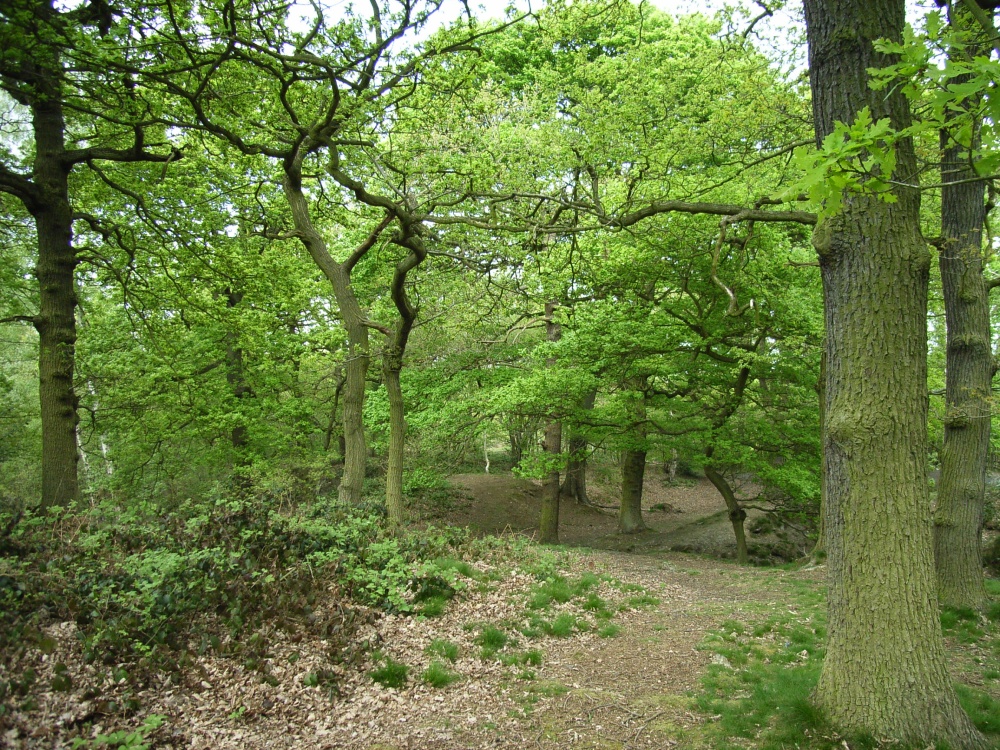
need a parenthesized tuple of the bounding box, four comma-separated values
(0, 490, 474, 703)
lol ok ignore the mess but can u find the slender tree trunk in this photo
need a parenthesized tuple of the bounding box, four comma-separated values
(323, 368, 345, 455)
(664, 448, 679, 483)
(539, 300, 561, 544)
(804, 0, 985, 742)
(32, 96, 79, 509)
(281, 171, 375, 505)
(384, 352, 406, 528)
(562, 388, 596, 505)
(619, 381, 648, 534)
(934, 89, 990, 610)
(704, 462, 748, 564)
(381, 224, 428, 529)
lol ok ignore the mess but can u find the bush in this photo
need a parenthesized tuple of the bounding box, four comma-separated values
(0, 492, 472, 669)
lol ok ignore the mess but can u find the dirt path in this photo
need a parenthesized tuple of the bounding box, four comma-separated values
(4, 473, 808, 750)
(445, 472, 795, 560)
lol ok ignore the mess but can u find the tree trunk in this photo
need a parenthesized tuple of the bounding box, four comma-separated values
(804, 0, 985, 743)
(281, 171, 371, 505)
(32, 96, 79, 509)
(384, 353, 406, 528)
(562, 388, 596, 505)
(333, 266, 370, 506)
(664, 448, 679, 484)
(704, 463, 748, 564)
(619, 381, 648, 534)
(934, 88, 990, 611)
(619, 448, 648, 534)
(811, 348, 827, 560)
(539, 300, 561, 544)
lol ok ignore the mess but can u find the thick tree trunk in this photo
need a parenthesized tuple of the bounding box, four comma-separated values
(811, 348, 827, 559)
(704, 464, 748, 564)
(619, 448, 648, 534)
(539, 300, 561, 544)
(934, 114, 990, 611)
(331, 265, 370, 506)
(804, 0, 985, 743)
(32, 97, 79, 509)
(562, 388, 596, 505)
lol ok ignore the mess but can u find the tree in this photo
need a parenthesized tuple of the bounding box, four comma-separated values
(0, 0, 179, 508)
(802, 0, 985, 743)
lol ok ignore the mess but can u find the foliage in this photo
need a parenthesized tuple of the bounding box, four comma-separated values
(0, 491, 472, 674)
(69, 715, 166, 750)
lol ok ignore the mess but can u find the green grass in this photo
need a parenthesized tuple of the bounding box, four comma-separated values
(597, 623, 620, 638)
(955, 683, 1000, 734)
(499, 649, 544, 667)
(370, 656, 409, 689)
(425, 638, 459, 662)
(522, 612, 587, 638)
(418, 595, 449, 617)
(475, 625, 509, 650)
(431, 557, 480, 580)
(625, 593, 660, 609)
(527, 572, 602, 610)
(421, 660, 460, 688)
(475, 624, 512, 659)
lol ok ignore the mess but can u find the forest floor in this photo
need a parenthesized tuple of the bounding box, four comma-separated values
(6, 472, 1000, 749)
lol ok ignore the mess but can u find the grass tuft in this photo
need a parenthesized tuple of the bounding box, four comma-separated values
(370, 656, 409, 689)
(425, 638, 459, 662)
(421, 660, 460, 688)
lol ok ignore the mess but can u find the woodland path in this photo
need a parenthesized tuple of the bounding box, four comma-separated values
(8, 474, 816, 750)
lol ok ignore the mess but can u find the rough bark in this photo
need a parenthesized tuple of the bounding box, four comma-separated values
(32, 94, 80, 508)
(934, 83, 990, 611)
(539, 300, 561, 544)
(804, 0, 986, 743)
(562, 388, 596, 505)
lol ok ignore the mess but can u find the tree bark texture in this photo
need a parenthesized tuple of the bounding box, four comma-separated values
(804, 0, 985, 743)
(539, 300, 561, 544)
(33, 94, 79, 509)
(934, 113, 990, 611)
